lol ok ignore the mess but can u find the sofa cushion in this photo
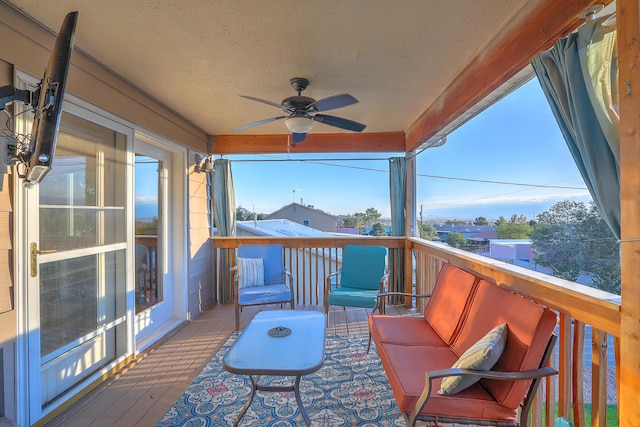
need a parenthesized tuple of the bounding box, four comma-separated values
(369, 315, 449, 347)
(439, 323, 508, 395)
(453, 280, 558, 409)
(376, 342, 518, 423)
(424, 263, 478, 344)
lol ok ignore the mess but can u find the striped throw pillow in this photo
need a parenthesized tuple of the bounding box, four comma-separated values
(237, 257, 265, 289)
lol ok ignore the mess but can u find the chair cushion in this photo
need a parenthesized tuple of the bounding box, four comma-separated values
(238, 284, 291, 306)
(439, 323, 508, 395)
(424, 263, 478, 345)
(237, 257, 265, 289)
(340, 245, 387, 290)
(237, 244, 284, 285)
(327, 287, 379, 308)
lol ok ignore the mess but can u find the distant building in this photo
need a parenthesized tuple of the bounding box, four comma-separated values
(336, 227, 359, 235)
(265, 202, 339, 232)
(489, 239, 533, 262)
(434, 225, 497, 245)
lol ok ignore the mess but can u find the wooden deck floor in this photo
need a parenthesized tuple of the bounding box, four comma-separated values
(45, 303, 415, 427)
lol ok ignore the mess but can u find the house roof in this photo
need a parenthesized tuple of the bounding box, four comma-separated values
(265, 203, 338, 221)
(237, 219, 332, 237)
(2, 0, 611, 153)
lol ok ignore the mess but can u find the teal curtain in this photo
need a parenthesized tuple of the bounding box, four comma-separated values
(213, 158, 236, 236)
(213, 158, 236, 302)
(531, 16, 619, 239)
(389, 157, 407, 237)
(389, 157, 407, 293)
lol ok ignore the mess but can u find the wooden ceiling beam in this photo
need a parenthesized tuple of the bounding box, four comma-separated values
(405, 0, 613, 152)
(212, 132, 405, 154)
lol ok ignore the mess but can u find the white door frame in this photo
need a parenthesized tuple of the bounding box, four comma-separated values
(13, 71, 189, 425)
(133, 131, 188, 352)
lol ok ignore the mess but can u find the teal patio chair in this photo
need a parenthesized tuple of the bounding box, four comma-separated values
(324, 245, 388, 326)
(233, 244, 294, 330)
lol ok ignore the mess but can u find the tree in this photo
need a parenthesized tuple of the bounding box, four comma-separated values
(530, 223, 581, 281)
(536, 200, 587, 225)
(369, 222, 387, 236)
(235, 207, 246, 221)
(354, 207, 382, 227)
(576, 203, 620, 293)
(530, 200, 620, 291)
(530, 202, 586, 282)
(342, 217, 358, 227)
(419, 223, 437, 240)
(474, 216, 489, 226)
(444, 219, 467, 226)
(495, 214, 532, 239)
(445, 232, 467, 248)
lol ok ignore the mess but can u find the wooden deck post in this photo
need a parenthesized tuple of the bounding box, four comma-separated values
(617, 0, 640, 425)
(405, 152, 417, 296)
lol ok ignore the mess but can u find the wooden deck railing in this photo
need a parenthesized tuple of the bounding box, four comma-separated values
(211, 236, 621, 427)
(135, 235, 160, 312)
(211, 236, 405, 304)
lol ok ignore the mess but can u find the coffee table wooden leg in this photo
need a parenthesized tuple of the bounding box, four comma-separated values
(234, 375, 258, 427)
(293, 375, 311, 426)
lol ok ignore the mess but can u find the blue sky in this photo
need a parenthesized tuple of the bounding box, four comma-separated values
(228, 78, 592, 221)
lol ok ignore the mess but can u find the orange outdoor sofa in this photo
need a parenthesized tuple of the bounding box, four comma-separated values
(369, 263, 558, 427)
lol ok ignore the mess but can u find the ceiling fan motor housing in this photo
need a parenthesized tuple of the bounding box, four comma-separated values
(282, 96, 316, 114)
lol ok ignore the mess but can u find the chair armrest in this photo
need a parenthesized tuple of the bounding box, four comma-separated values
(324, 269, 342, 300)
(372, 291, 432, 314)
(408, 367, 558, 427)
(283, 268, 293, 288)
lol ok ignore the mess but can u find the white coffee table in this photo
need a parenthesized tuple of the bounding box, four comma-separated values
(222, 310, 327, 426)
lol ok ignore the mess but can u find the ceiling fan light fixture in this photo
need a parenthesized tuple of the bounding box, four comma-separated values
(285, 116, 314, 133)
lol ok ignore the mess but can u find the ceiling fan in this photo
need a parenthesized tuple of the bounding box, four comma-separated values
(234, 77, 367, 144)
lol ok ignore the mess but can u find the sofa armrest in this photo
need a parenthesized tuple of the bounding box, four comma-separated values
(372, 291, 432, 314)
(408, 366, 558, 427)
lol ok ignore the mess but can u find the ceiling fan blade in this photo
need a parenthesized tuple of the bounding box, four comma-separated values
(292, 132, 307, 143)
(307, 93, 358, 112)
(239, 95, 292, 113)
(233, 115, 286, 131)
(312, 114, 367, 132)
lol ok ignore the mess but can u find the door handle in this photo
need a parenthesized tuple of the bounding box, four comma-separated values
(30, 242, 57, 278)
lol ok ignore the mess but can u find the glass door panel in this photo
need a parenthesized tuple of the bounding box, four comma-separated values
(31, 112, 128, 408)
(134, 155, 163, 313)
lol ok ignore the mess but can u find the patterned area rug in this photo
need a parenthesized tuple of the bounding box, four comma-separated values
(159, 334, 406, 426)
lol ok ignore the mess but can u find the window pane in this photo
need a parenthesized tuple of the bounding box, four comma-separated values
(40, 250, 126, 357)
(39, 113, 126, 251)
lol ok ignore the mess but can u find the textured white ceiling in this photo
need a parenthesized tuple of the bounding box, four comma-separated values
(5, 0, 530, 137)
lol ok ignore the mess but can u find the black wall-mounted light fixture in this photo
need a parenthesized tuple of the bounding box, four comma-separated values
(194, 154, 214, 173)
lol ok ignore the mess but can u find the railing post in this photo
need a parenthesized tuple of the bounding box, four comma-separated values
(618, 1, 640, 426)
